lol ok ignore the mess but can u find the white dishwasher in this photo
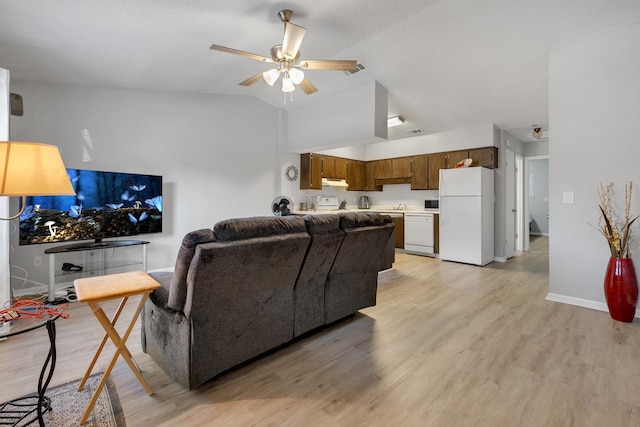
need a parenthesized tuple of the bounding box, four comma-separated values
(404, 213, 435, 256)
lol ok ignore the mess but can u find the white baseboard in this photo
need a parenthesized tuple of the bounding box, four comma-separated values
(530, 232, 549, 236)
(546, 293, 640, 318)
(494, 257, 507, 263)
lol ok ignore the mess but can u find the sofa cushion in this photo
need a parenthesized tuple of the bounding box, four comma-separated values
(213, 216, 306, 241)
(304, 213, 341, 234)
(168, 228, 215, 312)
(338, 212, 387, 229)
(294, 215, 344, 337)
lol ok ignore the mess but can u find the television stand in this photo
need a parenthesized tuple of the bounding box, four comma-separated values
(44, 240, 149, 302)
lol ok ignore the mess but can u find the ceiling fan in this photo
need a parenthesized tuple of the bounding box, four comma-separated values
(209, 10, 358, 95)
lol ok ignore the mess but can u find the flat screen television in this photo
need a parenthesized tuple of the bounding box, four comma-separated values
(19, 168, 162, 245)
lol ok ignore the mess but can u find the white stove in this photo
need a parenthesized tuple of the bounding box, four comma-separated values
(317, 197, 340, 211)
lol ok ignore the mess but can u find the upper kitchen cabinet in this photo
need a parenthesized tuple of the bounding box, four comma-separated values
(374, 159, 392, 179)
(346, 160, 366, 191)
(301, 147, 498, 191)
(393, 157, 412, 178)
(300, 153, 322, 190)
(410, 155, 428, 190)
(334, 158, 348, 179)
(445, 150, 470, 169)
(321, 155, 335, 178)
(375, 157, 412, 185)
(427, 152, 447, 190)
(319, 155, 348, 179)
(468, 147, 498, 168)
(365, 161, 382, 191)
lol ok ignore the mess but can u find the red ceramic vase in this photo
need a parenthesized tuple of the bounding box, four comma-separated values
(604, 257, 638, 322)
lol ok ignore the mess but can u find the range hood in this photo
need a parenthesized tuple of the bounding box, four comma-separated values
(322, 178, 349, 188)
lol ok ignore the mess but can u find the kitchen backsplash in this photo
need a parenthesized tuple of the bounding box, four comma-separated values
(300, 183, 439, 210)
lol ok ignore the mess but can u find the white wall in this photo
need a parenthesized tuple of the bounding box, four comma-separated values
(524, 140, 549, 157)
(364, 123, 496, 160)
(529, 159, 549, 235)
(288, 80, 388, 153)
(9, 82, 281, 291)
(548, 22, 640, 308)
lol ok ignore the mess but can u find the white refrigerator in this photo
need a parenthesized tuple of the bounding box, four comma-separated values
(439, 167, 494, 266)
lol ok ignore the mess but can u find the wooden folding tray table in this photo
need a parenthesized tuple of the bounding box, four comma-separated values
(73, 270, 160, 425)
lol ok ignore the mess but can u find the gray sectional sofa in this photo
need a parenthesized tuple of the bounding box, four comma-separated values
(141, 212, 394, 390)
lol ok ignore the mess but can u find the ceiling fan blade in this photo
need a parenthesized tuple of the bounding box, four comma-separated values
(282, 22, 306, 59)
(299, 59, 358, 71)
(210, 44, 274, 63)
(299, 78, 318, 95)
(239, 72, 265, 87)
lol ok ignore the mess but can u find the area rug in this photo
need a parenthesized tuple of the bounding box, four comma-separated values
(2, 373, 126, 427)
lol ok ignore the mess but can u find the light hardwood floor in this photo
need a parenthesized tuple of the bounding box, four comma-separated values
(3, 238, 640, 426)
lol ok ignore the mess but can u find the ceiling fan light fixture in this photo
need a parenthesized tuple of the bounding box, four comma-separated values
(387, 116, 405, 127)
(263, 68, 280, 86)
(532, 127, 543, 140)
(282, 76, 295, 93)
(289, 67, 304, 85)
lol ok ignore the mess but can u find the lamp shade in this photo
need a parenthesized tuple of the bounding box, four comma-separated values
(0, 141, 75, 196)
(288, 68, 304, 85)
(282, 77, 295, 93)
(263, 68, 280, 86)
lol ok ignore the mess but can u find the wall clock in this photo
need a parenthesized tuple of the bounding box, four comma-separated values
(285, 166, 298, 181)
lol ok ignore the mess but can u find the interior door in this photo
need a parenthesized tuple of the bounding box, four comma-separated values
(505, 149, 516, 259)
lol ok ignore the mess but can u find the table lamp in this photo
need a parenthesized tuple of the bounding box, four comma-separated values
(0, 141, 75, 220)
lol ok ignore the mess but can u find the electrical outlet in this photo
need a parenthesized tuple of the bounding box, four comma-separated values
(34, 256, 42, 267)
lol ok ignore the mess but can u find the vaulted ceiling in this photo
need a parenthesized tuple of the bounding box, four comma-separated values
(2, 0, 640, 141)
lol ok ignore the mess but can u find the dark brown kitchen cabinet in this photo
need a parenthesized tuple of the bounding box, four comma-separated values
(392, 157, 412, 178)
(320, 155, 348, 179)
(469, 147, 498, 168)
(334, 158, 348, 180)
(374, 159, 392, 179)
(411, 155, 428, 190)
(394, 216, 404, 248)
(365, 161, 382, 191)
(375, 157, 412, 184)
(321, 155, 335, 178)
(300, 153, 322, 190)
(346, 160, 366, 191)
(302, 147, 498, 191)
(427, 152, 447, 190)
(445, 150, 470, 169)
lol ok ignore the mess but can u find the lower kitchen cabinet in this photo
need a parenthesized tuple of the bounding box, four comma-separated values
(394, 216, 404, 248)
(381, 228, 395, 271)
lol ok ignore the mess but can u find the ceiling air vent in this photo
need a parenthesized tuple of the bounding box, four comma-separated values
(343, 62, 366, 77)
(407, 128, 423, 135)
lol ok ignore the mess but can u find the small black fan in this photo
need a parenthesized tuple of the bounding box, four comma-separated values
(272, 196, 293, 216)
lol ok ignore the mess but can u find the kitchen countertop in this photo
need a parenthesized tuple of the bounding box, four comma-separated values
(293, 208, 439, 217)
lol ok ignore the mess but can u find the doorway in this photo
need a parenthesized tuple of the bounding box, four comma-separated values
(524, 155, 549, 251)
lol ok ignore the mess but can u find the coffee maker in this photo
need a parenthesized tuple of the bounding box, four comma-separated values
(358, 196, 370, 209)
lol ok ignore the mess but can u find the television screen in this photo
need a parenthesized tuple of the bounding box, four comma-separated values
(19, 168, 162, 245)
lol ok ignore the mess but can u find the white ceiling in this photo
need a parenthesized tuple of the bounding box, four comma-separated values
(2, 0, 640, 142)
